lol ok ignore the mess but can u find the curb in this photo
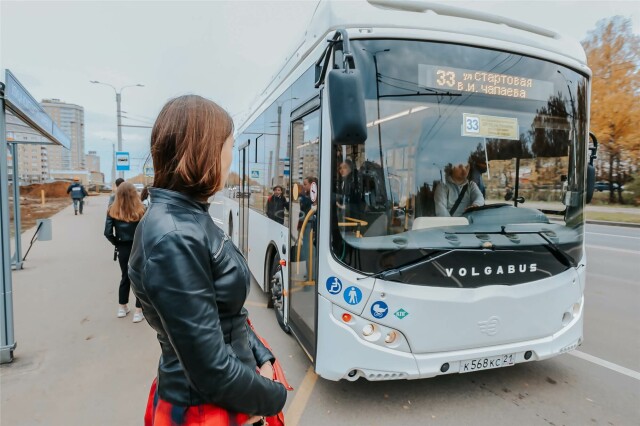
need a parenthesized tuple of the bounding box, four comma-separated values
(586, 219, 640, 228)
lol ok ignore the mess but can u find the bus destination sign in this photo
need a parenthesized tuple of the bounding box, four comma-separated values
(418, 65, 554, 102)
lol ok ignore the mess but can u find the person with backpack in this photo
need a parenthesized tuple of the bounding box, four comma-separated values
(434, 162, 484, 217)
(66, 177, 88, 215)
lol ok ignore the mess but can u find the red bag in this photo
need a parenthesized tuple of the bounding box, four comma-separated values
(247, 319, 293, 426)
(145, 321, 291, 426)
(144, 378, 251, 425)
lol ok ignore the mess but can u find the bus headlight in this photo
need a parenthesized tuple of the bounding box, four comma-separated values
(385, 331, 397, 344)
(572, 302, 581, 316)
(332, 305, 410, 352)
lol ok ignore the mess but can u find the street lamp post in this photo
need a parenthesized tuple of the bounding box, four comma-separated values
(112, 143, 116, 188)
(90, 80, 144, 179)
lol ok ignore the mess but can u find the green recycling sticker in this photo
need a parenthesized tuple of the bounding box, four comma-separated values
(394, 309, 409, 319)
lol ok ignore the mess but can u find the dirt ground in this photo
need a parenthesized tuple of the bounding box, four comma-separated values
(8, 181, 98, 236)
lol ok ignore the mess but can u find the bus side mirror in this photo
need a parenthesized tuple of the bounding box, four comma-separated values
(586, 164, 595, 204)
(327, 69, 367, 145)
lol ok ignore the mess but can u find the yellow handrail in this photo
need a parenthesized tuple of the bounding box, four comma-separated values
(296, 206, 317, 274)
(337, 216, 368, 238)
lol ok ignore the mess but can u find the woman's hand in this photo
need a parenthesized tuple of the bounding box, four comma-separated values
(242, 363, 274, 423)
(244, 415, 263, 425)
(259, 361, 274, 381)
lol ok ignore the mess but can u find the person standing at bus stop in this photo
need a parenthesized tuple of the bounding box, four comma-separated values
(104, 182, 145, 322)
(108, 177, 125, 208)
(128, 95, 286, 426)
(66, 177, 88, 215)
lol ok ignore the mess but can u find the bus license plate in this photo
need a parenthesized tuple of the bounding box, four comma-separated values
(459, 353, 516, 373)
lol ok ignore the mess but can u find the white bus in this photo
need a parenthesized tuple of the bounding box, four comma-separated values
(210, 0, 598, 381)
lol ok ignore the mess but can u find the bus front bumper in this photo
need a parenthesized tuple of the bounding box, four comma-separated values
(314, 296, 583, 381)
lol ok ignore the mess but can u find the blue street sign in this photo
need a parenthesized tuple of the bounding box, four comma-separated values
(116, 151, 130, 171)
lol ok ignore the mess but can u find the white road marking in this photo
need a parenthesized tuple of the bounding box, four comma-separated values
(568, 350, 640, 381)
(586, 245, 640, 255)
(285, 367, 318, 426)
(586, 232, 640, 240)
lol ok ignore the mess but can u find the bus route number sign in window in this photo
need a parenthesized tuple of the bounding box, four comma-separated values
(462, 113, 519, 140)
(419, 64, 554, 102)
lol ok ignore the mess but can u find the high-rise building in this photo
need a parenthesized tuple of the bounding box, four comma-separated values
(40, 99, 85, 171)
(6, 113, 50, 183)
(85, 151, 100, 173)
(85, 150, 104, 185)
(16, 142, 49, 183)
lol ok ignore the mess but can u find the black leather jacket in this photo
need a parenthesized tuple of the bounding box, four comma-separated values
(104, 215, 139, 246)
(128, 188, 286, 415)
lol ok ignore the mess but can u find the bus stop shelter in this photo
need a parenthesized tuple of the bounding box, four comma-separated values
(1, 69, 70, 363)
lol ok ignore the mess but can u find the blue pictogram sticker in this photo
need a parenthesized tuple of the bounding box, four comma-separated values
(343, 286, 362, 305)
(326, 277, 343, 295)
(371, 301, 388, 319)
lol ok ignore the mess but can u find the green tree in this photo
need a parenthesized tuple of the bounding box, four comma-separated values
(583, 17, 640, 203)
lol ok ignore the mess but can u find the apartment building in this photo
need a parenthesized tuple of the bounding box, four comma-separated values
(40, 99, 85, 171)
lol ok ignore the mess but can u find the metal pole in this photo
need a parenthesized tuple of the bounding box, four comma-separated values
(275, 106, 282, 185)
(0, 82, 17, 363)
(11, 143, 23, 270)
(373, 51, 394, 208)
(111, 143, 116, 187)
(116, 92, 123, 179)
(373, 54, 383, 168)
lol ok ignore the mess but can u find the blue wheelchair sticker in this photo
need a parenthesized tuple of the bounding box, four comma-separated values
(326, 277, 343, 295)
(343, 286, 362, 305)
(371, 301, 388, 319)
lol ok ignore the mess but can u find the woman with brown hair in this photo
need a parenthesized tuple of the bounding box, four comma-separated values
(104, 181, 146, 322)
(128, 95, 286, 426)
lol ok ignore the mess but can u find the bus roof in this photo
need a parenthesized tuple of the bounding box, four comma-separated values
(237, 0, 587, 132)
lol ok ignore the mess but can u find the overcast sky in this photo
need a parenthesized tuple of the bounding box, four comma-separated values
(2, 0, 638, 181)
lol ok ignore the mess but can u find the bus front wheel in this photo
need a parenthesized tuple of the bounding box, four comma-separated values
(269, 255, 290, 334)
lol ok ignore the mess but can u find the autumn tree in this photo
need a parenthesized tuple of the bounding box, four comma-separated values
(583, 16, 640, 203)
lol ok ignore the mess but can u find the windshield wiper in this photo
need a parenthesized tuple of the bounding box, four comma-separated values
(446, 227, 575, 268)
(357, 247, 496, 281)
(357, 249, 450, 281)
(533, 231, 575, 268)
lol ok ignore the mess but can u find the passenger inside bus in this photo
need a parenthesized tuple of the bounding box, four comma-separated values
(266, 185, 288, 225)
(335, 159, 362, 219)
(468, 155, 488, 198)
(434, 162, 485, 217)
(298, 176, 317, 231)
(296, 176, 318, 272)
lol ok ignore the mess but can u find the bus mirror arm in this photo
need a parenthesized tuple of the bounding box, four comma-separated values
(315, 29, 356, 89)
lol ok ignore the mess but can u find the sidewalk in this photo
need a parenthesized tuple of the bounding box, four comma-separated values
(1, 196, 158, 425)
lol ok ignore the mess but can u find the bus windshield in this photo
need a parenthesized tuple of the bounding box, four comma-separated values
(330, 39, 588, 288)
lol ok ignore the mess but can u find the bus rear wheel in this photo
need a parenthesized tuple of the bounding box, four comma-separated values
(269, 254, 290, 334)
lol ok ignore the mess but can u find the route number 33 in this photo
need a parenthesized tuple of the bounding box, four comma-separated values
(465, 116, 480, 133)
